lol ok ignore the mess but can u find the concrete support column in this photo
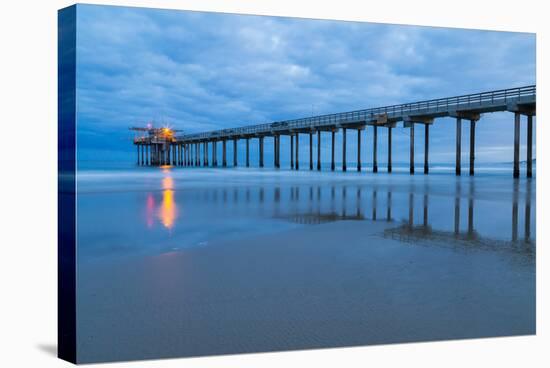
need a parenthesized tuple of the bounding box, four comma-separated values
(456, 118, 462, 176)
(212, 141, 217, 167)
(387, 127, 392, 173)
(246, 138, 250, 167)
(331, 131, 335, 171)
(205, 142, 209, 166)
(233, 139, 238, 167)
(196, 144, 199, 166)
(290, 135, 294, 169)
(277, 135, 281, 168)
(259, 136, 264, 168)
(173, 144, 177, 165)
(309, 133, 313, 170)
(514, 112, 520, 178)
(373, 126, 378, 173)
(469, 120, 476, 176)
(357, 129, 361, 172)
(273, 135, 279, 169)
(183, 144, 186, 166)
(527, 115, 533, 178)
(295, 134, 299, 170)
(222, 140, 227, 167)
(409, 123, 415, 174)
(342, 128, 347, 171)
(424, 124, 429, 174)
(136, 145, 140, 165)
(317, 131, 321, 171)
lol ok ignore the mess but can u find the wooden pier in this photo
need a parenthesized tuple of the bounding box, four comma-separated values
(132, 85, 536, 177)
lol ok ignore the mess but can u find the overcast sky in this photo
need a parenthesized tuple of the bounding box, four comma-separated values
(75, 4, 536, 165)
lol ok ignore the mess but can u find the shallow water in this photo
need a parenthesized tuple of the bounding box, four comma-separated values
(75, 165, 535, 363)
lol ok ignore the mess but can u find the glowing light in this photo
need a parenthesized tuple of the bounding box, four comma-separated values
(158, 176, 177, 229)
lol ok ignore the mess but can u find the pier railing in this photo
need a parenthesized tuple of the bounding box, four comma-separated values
(176, 85, 535, 141)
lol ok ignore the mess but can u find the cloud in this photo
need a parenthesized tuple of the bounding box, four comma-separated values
(74, 4, 535, 163)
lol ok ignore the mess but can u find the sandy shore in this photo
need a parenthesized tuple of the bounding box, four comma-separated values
(77, 218, 535, 363)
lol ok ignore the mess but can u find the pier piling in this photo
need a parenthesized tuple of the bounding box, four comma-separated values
(373, 126, 378, 173)
(259, 136, 264, 168)
(514, 112, 520, 178)
(410, 123, 415, 174)
(424, 125, 429, 174)
(331, 131, 335, 171)
(290, 135, 294, 169)
(246, 138, 250, 167)
(388, 126, 392, 173)
(469, 120, 476, 176)
(317, 131, 321, 171)
(233, 139, 238, 167)
(132, 86, 535, 175)
(222, 140, 227, 167)
(456, 118, 462, 176)
(295, 134, 299, 170)
(309, 133, 313, 170)
(342, 128, 347, 172)
(527, 115, 533, 178)
(357, 128, 361, 172)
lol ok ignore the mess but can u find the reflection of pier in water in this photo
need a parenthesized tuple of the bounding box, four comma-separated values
(185, 179, 534, 251)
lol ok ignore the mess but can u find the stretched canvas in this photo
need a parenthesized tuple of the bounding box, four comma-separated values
(58, 3, 536, 364)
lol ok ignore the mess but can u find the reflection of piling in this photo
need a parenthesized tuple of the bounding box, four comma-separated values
(423, 194, 428, 226)
(342, 186, 347, 216)
(356, 187, 361, 217)
(386, 191, 392, 221)
(454, 182, 461, 235)
(372, 190, 377, 220)
(408, 192, 414, 227)
(468, 181, 475, 237)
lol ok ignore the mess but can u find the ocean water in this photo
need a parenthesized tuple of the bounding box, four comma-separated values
(75, 163, 536, 363)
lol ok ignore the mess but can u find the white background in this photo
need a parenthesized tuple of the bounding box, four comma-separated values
(0, 0, 547, 366)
